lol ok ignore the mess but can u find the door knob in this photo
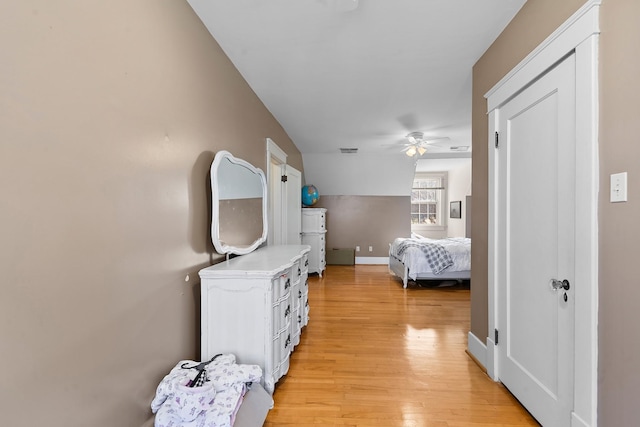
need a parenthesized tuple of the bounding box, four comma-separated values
(550, 279, 570, 291)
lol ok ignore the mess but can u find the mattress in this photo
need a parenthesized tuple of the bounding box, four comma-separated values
(390, 236, 471, 274)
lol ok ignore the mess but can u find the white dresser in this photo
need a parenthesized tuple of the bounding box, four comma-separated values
(301, 207, 327, 277)
(199, 245, 310, 393)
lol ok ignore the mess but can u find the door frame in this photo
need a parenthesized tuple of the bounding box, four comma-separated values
(266, 138, 287, 246)
(267, 137, 301, 246)
(486, 2, 600, 426)
(285, 165, 302, 245)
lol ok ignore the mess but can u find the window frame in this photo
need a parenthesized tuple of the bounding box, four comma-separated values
(411, 172, 447, 232)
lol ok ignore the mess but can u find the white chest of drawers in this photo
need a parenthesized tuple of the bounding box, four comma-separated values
(301, 208, 327, 277)
(198, 245, 310, 393)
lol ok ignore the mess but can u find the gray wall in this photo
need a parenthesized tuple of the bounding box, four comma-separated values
(316, 160, 470, 258)
(316, 195, 410, 258)
(0, 1, 301, 425)
(472, 0, 640, 425)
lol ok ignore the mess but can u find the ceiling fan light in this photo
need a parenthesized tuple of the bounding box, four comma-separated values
(417, 146, 427, 155)
(405, 146, 417, 157)
(407, 131, 424, 144)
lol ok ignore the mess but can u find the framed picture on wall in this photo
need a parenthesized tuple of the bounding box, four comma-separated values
(450, 201, 462, 219)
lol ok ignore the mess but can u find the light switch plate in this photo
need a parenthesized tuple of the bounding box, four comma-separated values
(610, 172, 628, 203)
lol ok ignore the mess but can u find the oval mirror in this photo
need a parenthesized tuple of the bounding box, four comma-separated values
(211, 150, 268, 255)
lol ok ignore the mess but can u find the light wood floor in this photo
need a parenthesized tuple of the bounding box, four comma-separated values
(264, 265, 539, 427)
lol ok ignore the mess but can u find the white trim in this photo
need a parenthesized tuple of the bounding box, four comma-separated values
(485, 2, 599, 426)
(411, 172, 448, 228)
(572, 33, 599, 427)
(266, 138, 289, 246)
(467, 332, 486, 369)
(486, 0, 601, 111)
(355, 256, 388, 265)
(572, 412, 590, 427)
(486, 336, 497, 381)
(487, 108, 499, 382)
(266, 137, 287, 169)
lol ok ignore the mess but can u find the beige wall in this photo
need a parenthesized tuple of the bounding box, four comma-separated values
(316, 196, 410, 259)
(6, 0, 639, 424)
(473, 0, 640, 425)
(598, 0, 640, 423)
(0, 1, 300, 425)
(471, 0, 585, 343)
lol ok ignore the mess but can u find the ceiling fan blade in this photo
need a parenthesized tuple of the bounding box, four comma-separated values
(382, 143, 411, 151)
(423, 136, 451, 144)
(379, 131, 451, 155)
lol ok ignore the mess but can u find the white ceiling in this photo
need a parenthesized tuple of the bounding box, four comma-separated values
(187, 0, 526, 157)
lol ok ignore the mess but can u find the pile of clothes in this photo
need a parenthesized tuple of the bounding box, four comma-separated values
(151, 354, 262, 427)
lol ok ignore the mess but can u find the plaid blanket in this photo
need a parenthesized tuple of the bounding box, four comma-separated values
(396, 239, 454, 274)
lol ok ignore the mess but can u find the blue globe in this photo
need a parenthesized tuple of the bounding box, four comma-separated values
(302, 185, 319, 206)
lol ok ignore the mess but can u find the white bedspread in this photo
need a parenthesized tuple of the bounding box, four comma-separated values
(390, 236, 471, 275)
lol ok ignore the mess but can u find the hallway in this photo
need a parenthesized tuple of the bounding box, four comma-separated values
(264, 265, 538, 426)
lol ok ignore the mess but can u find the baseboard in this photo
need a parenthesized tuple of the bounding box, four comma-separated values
(355, 256, 388, 265)
(486, 336, 497, 380)
(467, 331, 487, 371)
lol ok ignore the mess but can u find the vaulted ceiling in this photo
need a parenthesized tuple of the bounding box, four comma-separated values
(188, 0, 526, 158)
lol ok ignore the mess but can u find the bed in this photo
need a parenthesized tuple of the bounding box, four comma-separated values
(389, 235, 471, 288)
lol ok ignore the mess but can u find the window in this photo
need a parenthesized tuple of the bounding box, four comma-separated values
(411, 173, 446, 229)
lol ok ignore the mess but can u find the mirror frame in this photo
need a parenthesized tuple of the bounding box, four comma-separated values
(210, 150, 268, 256)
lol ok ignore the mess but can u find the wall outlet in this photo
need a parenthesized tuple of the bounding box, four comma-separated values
(368, 246, 373, 252)
(355, 246, 360, 252)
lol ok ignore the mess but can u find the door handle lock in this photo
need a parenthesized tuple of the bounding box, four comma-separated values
(550, 279, 570, 291)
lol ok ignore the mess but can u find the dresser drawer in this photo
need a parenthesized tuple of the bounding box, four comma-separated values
(272, 329, 291, 379)
(198, 245, 310, 394)
(272, 273, 291, 301)
(272, 296, 291, 335)
(301, 208, 327, 232)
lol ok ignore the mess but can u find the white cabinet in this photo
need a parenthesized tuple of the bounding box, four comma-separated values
(301, 208, 327, 277)
(199, 245, 310, 393)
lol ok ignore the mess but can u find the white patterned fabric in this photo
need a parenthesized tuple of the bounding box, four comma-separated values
(395, 239, 453, 274)
(390, 237, 471, 280)
(151, 356, 262, 427)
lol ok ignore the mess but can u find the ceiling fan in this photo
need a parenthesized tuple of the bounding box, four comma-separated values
(401, 131, 450, 157)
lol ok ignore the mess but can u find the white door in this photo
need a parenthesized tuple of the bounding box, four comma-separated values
(266, 138, 301, 246)
(496, 54, 575, 426)
(268, 158, 284, 246)
(285, 165, 302, 245)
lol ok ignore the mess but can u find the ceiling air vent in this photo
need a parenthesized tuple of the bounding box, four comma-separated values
(340, 148, 358, 154)
(450, 146, 470, 152)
